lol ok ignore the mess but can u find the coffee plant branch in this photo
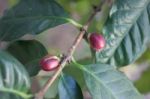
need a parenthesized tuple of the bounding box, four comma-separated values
(35, 0, 110, 98)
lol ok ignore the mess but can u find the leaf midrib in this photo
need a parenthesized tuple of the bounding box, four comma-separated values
(84, 67, 117, 99)
(77, 63, 141, 99)
(74, 62, 118, 98)
(0, 88, 32, 98)
(0, 16, 68, 23)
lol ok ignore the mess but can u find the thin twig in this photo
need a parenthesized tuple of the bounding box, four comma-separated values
(35, 1, 106, 99)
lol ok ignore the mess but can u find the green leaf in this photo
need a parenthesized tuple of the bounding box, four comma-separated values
(75, 62, 143, 99)
(96, 0, 150, 67)
(58, 74, 83, 99)
(0, 0, 68, 41)
(107, 3, 150, 67)
(0, 51, 32, 99)
(6, 40, 48, 77)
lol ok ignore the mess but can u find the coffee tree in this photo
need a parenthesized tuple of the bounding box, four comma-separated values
(0, 0, 150, 99)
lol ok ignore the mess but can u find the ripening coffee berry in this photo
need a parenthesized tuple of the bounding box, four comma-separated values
(89, 33, 106, 51)
(40, 55, 60, 71)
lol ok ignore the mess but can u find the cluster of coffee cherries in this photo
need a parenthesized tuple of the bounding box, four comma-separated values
(40, 33, 106, 71)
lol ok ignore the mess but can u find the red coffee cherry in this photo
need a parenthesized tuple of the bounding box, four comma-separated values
(89, 33, 106, 51)
(40, 55, 60, 71)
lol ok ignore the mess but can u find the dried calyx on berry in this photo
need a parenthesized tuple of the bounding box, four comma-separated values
(40, 55, 60, 71)
(89, 33, 106, 51)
